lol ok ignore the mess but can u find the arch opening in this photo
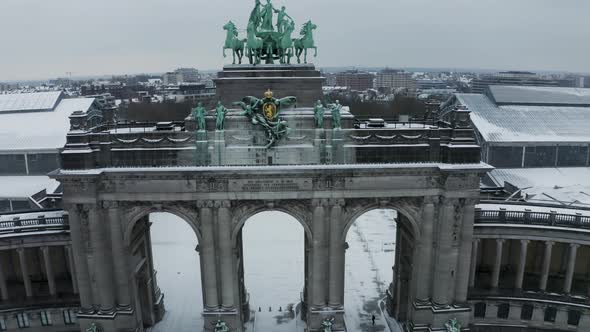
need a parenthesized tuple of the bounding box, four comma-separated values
(239, 210, 306, 330)
(343, 208, 411, 331)
(129, 211, 201, 332)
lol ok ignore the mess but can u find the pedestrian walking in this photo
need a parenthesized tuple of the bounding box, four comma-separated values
(372, 314, 376, 325)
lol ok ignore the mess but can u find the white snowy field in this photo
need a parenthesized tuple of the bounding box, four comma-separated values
(147, 209, 398, 332)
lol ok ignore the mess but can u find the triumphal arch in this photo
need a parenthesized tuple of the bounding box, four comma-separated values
(51, 2, 490, 331)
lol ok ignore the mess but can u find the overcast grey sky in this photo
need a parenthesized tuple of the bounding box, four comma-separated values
(1, 0, 589, 80)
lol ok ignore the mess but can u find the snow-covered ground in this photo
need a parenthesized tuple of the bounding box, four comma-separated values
(147, 209, 399, 332)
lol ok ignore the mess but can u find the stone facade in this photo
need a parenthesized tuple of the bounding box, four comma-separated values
(52, 165, 488, 331)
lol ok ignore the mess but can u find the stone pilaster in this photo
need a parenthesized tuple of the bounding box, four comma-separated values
(311, 199, 328, 308)
(41, 246, 57, 296)
(17, 248, 33, 297)
(413, 196, 437, 303)
(216, 200, 235, 309)
(328, 199, 345, 308)
(88, 205, 115, 312)
(198, 200, 219, 310)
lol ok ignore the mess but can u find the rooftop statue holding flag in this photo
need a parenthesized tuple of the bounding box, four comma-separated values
(223, 0, 318, 64)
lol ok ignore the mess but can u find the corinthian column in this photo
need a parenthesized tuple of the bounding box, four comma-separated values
(41, 246, 57, 296)
(564, 243, 579, 294)
(328, 199, 345, 308)
(491, 239, 504, 289)
(17, 248, 33, 297)
(88, 204, 115, 312)
(107, 202, 131, 307)
(432, 198, 455, 307)
(217, 200, 235, 309)
(515, 240, 529, 290)
(65, 205, 93, 310)
(0, 251, 8, 300)
(413, 196, 436, 302)
(199, 201, 219, 309)
(539, 241, 554, 291)
(455, 199, 476, 303)
(311, 199, 328, 308)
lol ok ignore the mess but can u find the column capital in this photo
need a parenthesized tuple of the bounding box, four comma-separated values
(569, 243, 581, 249)
(196, 200, 215, 208)
(545, 241, 555, 247)
(311, 199, 329, 207)
(16, 247, 25, 254)
(328, 198, 345, 207)
(423, 195, 440, 205)
(101, 201, 119, 209)
(520, 239, 530, 244)
(496, 238, 506, 244)
(473, 238, 481, 244)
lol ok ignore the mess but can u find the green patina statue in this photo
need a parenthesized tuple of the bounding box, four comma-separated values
(328, 100, 342, 129)
(224, 0, 318, 65)
(86, 323, 100, 332)
(215, 101, 229, 130)
(192, 102, 207, 131)
(213, 319, 230, 332)
(445, 318, 462, 332)
(313, 100, 325, 128)
(294, 20, 318, 64)
(321, 317, 335, 332)
(223, 21, 246, 64)
(234, 90, 297, 148)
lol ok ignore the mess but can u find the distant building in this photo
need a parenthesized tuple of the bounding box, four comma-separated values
(163, 68, 201, 85)
(335, 70, 374, 91)
(471, 71, 559, 94)
(375, 69, 416, 93)
(416, 79, 448, 90)
(442, 85, 590, 168)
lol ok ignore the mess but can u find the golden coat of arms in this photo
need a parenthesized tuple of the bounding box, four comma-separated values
(263, 102, 277, 120)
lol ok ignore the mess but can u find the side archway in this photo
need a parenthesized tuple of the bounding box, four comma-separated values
(123, 202, 202, 247)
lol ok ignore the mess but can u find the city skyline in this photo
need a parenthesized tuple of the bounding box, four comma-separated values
(1, 0, 590, 80)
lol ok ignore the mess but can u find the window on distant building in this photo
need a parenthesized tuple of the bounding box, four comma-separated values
(16, 313, 30, 328)
(63, 309, 77, 325)
(0, 154, 27, 175)
(40, 311, 52, 326)
(497, 303, 510, 319)
(568, 310, 582, 326)
(474, 302, 486, 318)
(544, 307, 557, 323)
(521, 304, 534, 320)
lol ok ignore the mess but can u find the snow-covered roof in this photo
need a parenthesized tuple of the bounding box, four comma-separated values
(0, 91, 63, 113)
(488, 167, 590, 207)
(488, 85, 590, 106)
(0, 97, 95, 152)
(457, 93, 590, 143)
(0, 176, 61, 199)
(0, 210, 64, 222)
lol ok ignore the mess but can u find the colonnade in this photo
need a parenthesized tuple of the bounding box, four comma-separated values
(0, 245, 77, 301)
(470, 238, 584, 294)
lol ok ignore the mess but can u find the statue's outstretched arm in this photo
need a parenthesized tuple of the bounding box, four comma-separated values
(242, 96, 260, 106)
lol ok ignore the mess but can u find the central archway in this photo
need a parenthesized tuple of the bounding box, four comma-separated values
(235, 208, 309, 331)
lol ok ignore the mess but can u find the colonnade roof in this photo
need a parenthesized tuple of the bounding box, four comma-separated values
(487, 167, 590, 208)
